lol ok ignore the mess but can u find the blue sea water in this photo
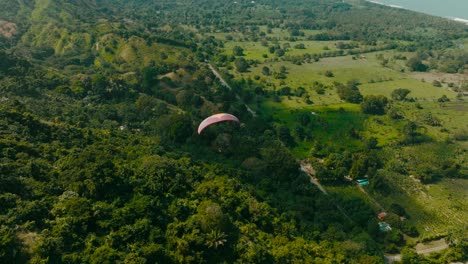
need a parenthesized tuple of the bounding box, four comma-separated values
(367, 0, 468, 21)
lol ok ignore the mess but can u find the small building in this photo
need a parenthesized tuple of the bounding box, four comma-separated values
(379, 222, 392, 232)
(377, 212, 387, 220)
(356, 178, 369, 186)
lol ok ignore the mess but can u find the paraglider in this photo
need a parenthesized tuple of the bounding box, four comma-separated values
(198, 113, 240, 134)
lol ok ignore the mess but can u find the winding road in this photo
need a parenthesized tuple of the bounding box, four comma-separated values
(300, 161, 353, 221)
(300, 161, 450, 263)
(385, 240, 448, 263)
(207, 61, 452, 262)
(206, 62, 257, 117)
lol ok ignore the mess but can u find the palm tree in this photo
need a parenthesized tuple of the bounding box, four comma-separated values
(205, 230, 227, 249)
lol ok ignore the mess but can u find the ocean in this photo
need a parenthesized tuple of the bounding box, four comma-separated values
(366, 0, 468, 22)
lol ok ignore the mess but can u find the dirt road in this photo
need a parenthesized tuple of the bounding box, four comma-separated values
(385, 239, 449, 263)
(206, 62, 257, 116)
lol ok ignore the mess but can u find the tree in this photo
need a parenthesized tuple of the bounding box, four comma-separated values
(364, 137, 378, 149)
(406, 57, 428, 72)
(91, 74, 108, 95)
(278, 86, 291, 96)
(402, 121, 420, 144)
(437, 94, 450, 103)
(446, 226, 467, 248)
(277, 125, 295, 147)
(361, 95, 388, 115)
(156, 114, 193, 143)
(260, 144, 298, 181)
(280, 65, 287, 74)
(401, 247, 420, 264)
(432, 80, 442, 87)
(324, 70, 334, 77)
(297, 112, 311, 126)
(295, 87, 306, 97)
(275, 49, 285, 57)
(234, 58, 249, 72)
(389, 203, 406, 216)
(141, 67, 158, 90)
(317, 152, 353, 182)
(233, 46, 244, 56)
(0, 226, 20, 263)
(294, 43, 305, 49)
(391, 89, 411, 101)
(262, 66, 270, 76)
(90, 245, 123, 264)
(205, 230, 227, 249)
(421, 112, 441, 126)
(349, 151, 382, 179)
(336, 81, 363, 103)
(293, 125, 306, 141)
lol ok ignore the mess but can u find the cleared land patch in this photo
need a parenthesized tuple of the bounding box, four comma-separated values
(360, 78, 456, 100)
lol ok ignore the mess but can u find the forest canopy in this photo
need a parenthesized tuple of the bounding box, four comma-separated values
(0, 0, 466, 263)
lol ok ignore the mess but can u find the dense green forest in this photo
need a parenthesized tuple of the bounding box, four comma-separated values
(0, 0, 467, 263)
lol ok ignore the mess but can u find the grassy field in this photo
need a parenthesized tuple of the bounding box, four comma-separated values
(262, 102, 365, 156)
(375, 176, 468, 239)
(243, 55, 402, 90)
(360, 79, 456, 99)
(383, 101, 468, 146)
(209, 26, 324, 41)
(221, 40, 344, 61)
(93, 33, 190, 71)
(361, 115, 402, 146)
(260, 95, 465, 156)
(326, 176, 468, 240)
(407, 72, 467, 88)
(221, 30, 468, 240)
(233, 52, 458, 104)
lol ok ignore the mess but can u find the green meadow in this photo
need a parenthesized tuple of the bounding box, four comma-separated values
(375, 176, 468, 239)
(262, 102, 366, 156)
(221, 40, 343, 61)
(360, 79, 455, 99)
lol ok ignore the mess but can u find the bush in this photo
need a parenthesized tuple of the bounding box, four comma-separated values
(437, 95, 450, 103)
(406, 57, 428, 72)
(294, 43, 305, 49)
(234, 58, 249, 72)
(233, 46, 244, 56)
(336, 81, 363, 103)
(361, 95, 388, 115)
(391, 88, 411, 101)
(324, 70, 334, 77)
(432, 80, 442, 87)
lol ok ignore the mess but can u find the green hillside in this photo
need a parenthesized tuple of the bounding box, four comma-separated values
(0, 0, 467, 263)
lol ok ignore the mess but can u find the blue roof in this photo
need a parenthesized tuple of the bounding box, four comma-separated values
(379, 222, 392, 232)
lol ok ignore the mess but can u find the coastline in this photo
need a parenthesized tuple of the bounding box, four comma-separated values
(451, 17, 468, 25)
(366, 0, 403, 9)
(364, 0, 468, 25)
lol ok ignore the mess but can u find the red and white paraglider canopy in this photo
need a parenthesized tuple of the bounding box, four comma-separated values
(197, 113, 240, 134)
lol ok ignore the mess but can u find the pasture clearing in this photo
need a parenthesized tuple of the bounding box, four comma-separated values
(360, 78, 456, 100)
(240, 54, 457, 105)
(375, 177, 468, 239)
(361, 115, 402, 146)
(221, 40, 343, 61)
(262, 102, 365, 156)
(243, 54, 404, 88)
(406, 72, 467, 88)
(395, 101, 468, 143)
